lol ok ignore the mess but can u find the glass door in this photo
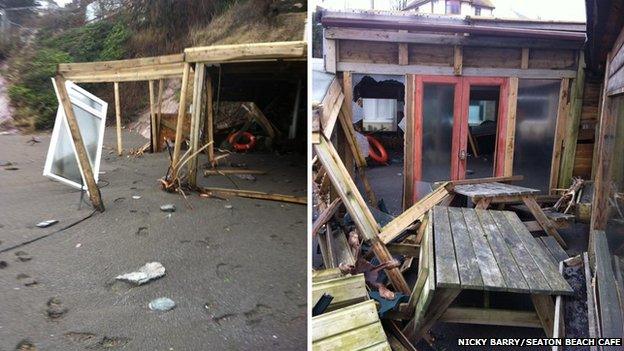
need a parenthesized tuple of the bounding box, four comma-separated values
(412, 76, 462, 200)
(460, 77, 509, 180)
(411, 76, 509, 200)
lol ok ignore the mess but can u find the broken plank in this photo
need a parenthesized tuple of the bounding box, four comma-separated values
(313, 198, 342, 237)
(203, 169, 266, 176)
(379, 184, 451, 244)
(202, 187, 306, 205)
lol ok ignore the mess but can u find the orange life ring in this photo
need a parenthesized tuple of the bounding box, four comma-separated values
(228, 131, 257, 151)
(366, 135, 388, 165)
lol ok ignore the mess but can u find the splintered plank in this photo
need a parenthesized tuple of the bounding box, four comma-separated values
(504, 212, 573, 294)
(594, 230, 624, 339)
(461, 208, 506, 290)
(447, 207, 483, 289)
(475, 209, 529, 292)
(408, 217, 434, 309)
(379, 184, 451, 244)
(489, 211, 553, 294)
(433, 207, 461, 288)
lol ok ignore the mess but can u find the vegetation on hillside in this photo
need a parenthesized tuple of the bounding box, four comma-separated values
(1, 0, 305, 131)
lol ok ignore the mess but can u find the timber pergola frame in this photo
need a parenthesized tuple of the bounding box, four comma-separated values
(55, 40, 307, 210)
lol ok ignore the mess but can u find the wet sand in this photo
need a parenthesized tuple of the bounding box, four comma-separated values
(0, 128, 307, 350)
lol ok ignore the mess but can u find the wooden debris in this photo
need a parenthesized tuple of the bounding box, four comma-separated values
(552, 177, 584, 214)
(312, 198, 342, 237)
(201, 187, 306, 205)
(203, 169, 266, 176)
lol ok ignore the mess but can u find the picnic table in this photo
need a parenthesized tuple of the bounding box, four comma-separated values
(404, 206, 573, 342)
(452, 181, 567, 248)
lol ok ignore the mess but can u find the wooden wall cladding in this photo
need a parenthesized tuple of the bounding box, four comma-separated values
(408, 44, 453, 66)
(463, 47, 522, 68)
(338, 40, 398, 64)
(529, 49, 577, 70)
(573, 143, 594, 179)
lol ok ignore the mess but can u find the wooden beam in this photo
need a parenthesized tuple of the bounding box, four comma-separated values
(149, 80, 157, 153)
(172, 62, 192, 172)
(156, 79, 164, 152)
(314, 136, 410, 294)
(379, 184, 452, 244)
(549, 78, 571, 193)
(521, 48, 530, 69)
(453, 45, 463, 76)
(204, 72, 214, 162)
(403, 74, 415, 209)
(312, 198, 342, 236)
(399, 43, 408, 66)
(113, 82, 122, 155)
(440, 307, 542, 328)
(203, 187, 306, 205)
(184, 41, 306, 63)
(54, 76, 104, 212)
(60, 63, 184, 83)
(558, 52, 585, 188)
(503, 77, 518, 176)
(323, 33, 337, 73)
(324, 28, 584, 50)
(337, 62, 577, 79)
(58, 53, 184, 73)
(591, 54, 619, 231)
(188, 63, 206, 187)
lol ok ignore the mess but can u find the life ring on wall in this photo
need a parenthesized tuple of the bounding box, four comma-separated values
(228, 131, 257, 151)
(366, 135, 388, 165)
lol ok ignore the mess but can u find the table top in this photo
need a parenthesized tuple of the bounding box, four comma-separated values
(430, 206, 573, 295)
(453, 182, 540, 198)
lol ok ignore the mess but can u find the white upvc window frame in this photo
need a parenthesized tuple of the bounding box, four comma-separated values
(43, 79, 108, 191)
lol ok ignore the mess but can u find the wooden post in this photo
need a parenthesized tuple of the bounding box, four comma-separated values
(188, 63, 206, 187)
(149, 80, 157, 153)
(503, 77, 518, 177)
(403, 74, 415, 209)
(453, 45, 463, 76)
(172, 62, 192, 170)
(558, 53, 585, 188)
(549, 78, 571, 192)
(341, 72, 356, 178)
(591, 78, 620, 232)
(54, 75, 104, 212)
(204, 70, 214, 163)
(113, 82, 122, 155)
(156, 79, 164, 152)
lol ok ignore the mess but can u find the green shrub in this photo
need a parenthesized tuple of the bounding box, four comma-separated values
(9, 48, 72, 129)
(99, 22, 132, 61)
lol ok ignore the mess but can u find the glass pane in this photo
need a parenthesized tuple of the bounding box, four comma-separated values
(73, 103, 101, 164)
(50, 110, 82, 185)
(69, 86, 104, 112)
(513, 79, 560, 191)
(49, 104, 102, 185)
(418, 84, 455, 195)
(466, 86, 500, 179)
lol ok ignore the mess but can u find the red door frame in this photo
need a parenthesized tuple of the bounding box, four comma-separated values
(413, 75, 463, 189)
(412, 75, 509, 201)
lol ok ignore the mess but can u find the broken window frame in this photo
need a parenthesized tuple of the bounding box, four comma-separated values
(43, 79, 108, 191)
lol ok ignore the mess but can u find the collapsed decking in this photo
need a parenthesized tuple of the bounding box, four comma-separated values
(54, 40, 307, 209)
(312, 7, 623, 349)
